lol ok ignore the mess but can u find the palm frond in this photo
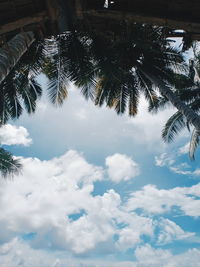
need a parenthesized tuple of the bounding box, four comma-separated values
(162, 111, 186, 142)
(44, 37, 69, 105)
(47, 77, 68, 106)
(95, 76, 112, 106)
(148, 96, 169, 113)
(189, 128, 200, 160)
(128, 86, 139, 116)
(0, 148, 21, 178)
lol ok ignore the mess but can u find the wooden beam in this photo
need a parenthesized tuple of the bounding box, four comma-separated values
(84, 10, 200, 34)
(0, 11, 48, 35)
(45, 0, 58, 21)
(75, 0, 84, 19)
(45, 0, 59, 35)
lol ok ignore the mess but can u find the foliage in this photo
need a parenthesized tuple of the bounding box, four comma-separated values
(154, 58, 200, 159)
(0, 148, 21, 178)
(0, 41, 44, 125)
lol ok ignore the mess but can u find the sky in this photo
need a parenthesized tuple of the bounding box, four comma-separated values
(0, 76, 200, 267)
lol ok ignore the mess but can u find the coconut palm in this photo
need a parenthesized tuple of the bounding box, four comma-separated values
(91, 23, 200, 132)
(158, 87, 200, 160)
(42, 30, 99, 104)
(154, 61, 200, 159)
(49, 22, 200, 132)
(0, 39, 46, 177)
(44, 25, 160, 115)
(0, 40, 44, 125)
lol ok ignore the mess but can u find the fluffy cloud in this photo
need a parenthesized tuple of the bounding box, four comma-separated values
(0, 149, 199, 265)
(0, 124, 32, 146)
(105, 153, 140, 182)
(134, 244, 172, 266)
(1, 239, 200, 267)
(126, 183, 200, 217)
(134, 244, 200, 267)
(0, 150, 149, 255)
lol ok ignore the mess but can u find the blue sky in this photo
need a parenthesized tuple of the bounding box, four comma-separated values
(0, 77, 200, 267)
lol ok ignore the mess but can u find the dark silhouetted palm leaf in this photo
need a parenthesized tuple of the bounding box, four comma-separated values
(43, 37, 69, 105)
(162, 111, 186, 143)
(0, 41, 44, 125)
(0, 148, 21, 178)
(157, 61, 200, 159)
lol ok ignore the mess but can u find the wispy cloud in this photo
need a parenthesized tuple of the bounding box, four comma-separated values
(155, 150, 200, 177)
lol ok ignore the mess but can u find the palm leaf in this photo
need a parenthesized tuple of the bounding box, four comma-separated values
(162, 111, 186, 142)
(189, 128, 200, 160)
(0, 148, 21, 178)
(47, 77, 68, 106)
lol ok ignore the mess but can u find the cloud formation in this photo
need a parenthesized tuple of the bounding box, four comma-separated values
(0, 149, 199, 266)
(134, 244, 200, 267)
(0, 151, 144, 255)
(1, 239, 200, 267)
(155, 151, 200, 177)
(0, 124, 32, 146)
(106, 153, 140, 182)
(126, 183, 200, 217)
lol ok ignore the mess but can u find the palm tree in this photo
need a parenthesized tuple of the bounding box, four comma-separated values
(0, 32, 35, 84)
(48, 22, 200, 133)
(43, 25, 160, 114)
(0, 40, 44, 125)
(0, 148, 21, 177)
(154, 63, 200, 159)
(0, 40, 45, 177)
(158, 88, 200, 159)
(91, 24, 200, 131)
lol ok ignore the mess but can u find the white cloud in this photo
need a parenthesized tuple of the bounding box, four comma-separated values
(75, 108, 88, 120)
(134, 244, 200, 267)
(0, 124, 32, 146)
(105, 153, 140, 182)
(0, 150, 151, 255)
(126, 96, 175, 150)
(178, 142, 190, 155)
(1, 239, 200, 267)
(135, 244, 172, 266)
(156, 218, 194, 245)
(16, 84, 177, 158)
(155, 152, 200, 177)
(116, 214, 154, 250)
(126, 183, 200, 217)
(0, 149, 199, 264)
(155, 153, 175, 167)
